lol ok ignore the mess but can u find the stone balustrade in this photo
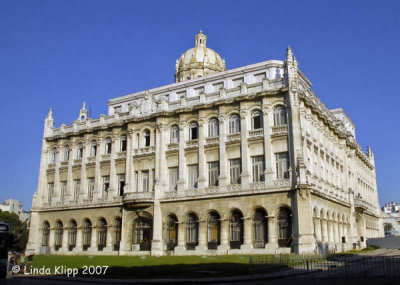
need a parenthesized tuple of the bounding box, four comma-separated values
(271, 125, 288, 135)
(248, 129, 264, 138)
(133, 146, 155, 156)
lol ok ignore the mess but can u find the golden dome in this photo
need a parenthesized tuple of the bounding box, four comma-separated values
(175, 31, 226, 82)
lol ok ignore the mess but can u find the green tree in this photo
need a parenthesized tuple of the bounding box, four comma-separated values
(0, 210, 29, 252)
(384, 223, 393, 232)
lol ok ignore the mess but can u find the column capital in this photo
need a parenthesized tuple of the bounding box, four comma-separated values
(262, 104, 271, 114)
(178, 121, 186, 130)
(156, 122, 168, 132)
(239, 109, 248, 118)
(218, 113, 226, 122)
(198, 117, 206, 126)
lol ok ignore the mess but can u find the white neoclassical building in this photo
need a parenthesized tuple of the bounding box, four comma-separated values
(26, 31, 383, 256)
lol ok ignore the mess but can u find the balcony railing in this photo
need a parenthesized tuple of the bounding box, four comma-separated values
(86, 156, 96, 164)
(123, 191, 154, 201)
(60, 161, 69, 167)
(271, 125, 288, 135)
(116, 151, 126, 159)
(354, 197, 372, 211)
(134, 146, 155, 156)
(248, 129, 264, 138)
(101, 154, 111, 161)
(205, 137, 219, 145)
(73, 159, 82, 165)
(168, 143, 178, 151)
(186, 139, 198, 148)
(227, 133, 241, 142)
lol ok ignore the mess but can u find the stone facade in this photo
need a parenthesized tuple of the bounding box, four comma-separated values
(0, 199, 30, 222)
(26, 32, 383, 256)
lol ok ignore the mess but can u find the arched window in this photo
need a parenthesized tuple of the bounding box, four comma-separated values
(51, 148, 57, 164)
(229, 115, 240, 134)
(105, 137, 112, 154)
(189, 122, 198, 140)
(253, 209, 268, 248)
(120, 135, 127, 152)
(273, 106, 287, 126)
(166, 215, 178, 250)
(277, 207, 292, 248)
(42, 221, 50, 247)
(133, 217, 152, 251)
(114, 218, 122, 251)
(64, 146, 70, 161)
(82, 219, 92, 251)
(68, 220, 77, 251)
(76, 143, 83, 159)
(229, 211, 243, 249)
(186, 213, 198, 250)
(90, 141, 97, 157)
(98, 218, 107, 251)
(170, 125, 179, 144)
(251, 110, 263, 130)
(144, 129, 151, 147)
(208, 118, 219, 137)
(54, 221, 63, 251)
(207, 212, 220, 250)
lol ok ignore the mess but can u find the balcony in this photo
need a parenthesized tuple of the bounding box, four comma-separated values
(248, 129, 264, 139)
(354, 197, 372, 212)
(133, 146, 155, 156)
(101, 154, 111, 162)
(185, 139, 198, 148)
(205, 137, 219, 145)
(167, 143, 179, 151)
(86, 156, 96, 164)
(60, 161, 69, 167)
(123, 191, 154, 202)
(271, 125, 288, 136)
(47, 163, 56, 170)
(227, 133, 241, 143)
(116, 151, 126, 160)
(73, 159, 82, 165)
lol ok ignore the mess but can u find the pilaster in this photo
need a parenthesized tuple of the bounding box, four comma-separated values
(261, 103, 274, 183)
(198, 117, 206, 188)
(239, 109, 250, 187)
(177, 121, 186, 193)
(218, 113, 228, 186)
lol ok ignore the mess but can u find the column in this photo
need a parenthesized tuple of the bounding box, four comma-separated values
(328, 221, 334, 243)
(177, 122, 186, 193)
(152, 123, 165, 256)
(198, 118, 206, 188)
(334, 222, 339, 243)
(75, 227, 83, 252)
(61, 228, 69, 252)
(322, 219, 328, 243)
(241, 217, 253, 250)
(265, 216, 277, 252)
(218, 113, 228, 186)
(66, 143, 74, 202)
(79, 140, 88, 201)
(217, 219, 230, 253)
(104, 225, 113, 252)
(89, 226, 97, 252)
(95, 136, 102, 199)
(240, 109, 250, 187)
(174, 222, 186, 254)
(125, 130, 134, 193)
(159, 125, 167, 192)
(262, 103, 274, 183)
(196, 220, 207, 251)
(109, 135, 117, 198)
(315, 217, 322, 241)
(49, 227, 55, 252)
(54, 145, 61, 203)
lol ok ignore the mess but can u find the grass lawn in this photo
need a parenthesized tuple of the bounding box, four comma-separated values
(31, 254, 256, 279)
(30, 254, 323, 279)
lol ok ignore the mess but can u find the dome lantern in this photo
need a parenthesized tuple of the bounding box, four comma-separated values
(175, 31, 226, 82)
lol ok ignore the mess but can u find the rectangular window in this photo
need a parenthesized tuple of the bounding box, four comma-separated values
(135, 171, 139, 192)
(47, 183, 54, 203)
(118, 174, 125, 196)
(142, 171, 149, 192)
(88, 178, 95, 199)
(252, 156, 265, 182)
(102, 176, 110, 197)
(64, 149, 70, 161)
(230, 159, 241, 184)
(121, 138, 127, 152)
(232, 77, 244, 88)
(194, 87, 204, 96)
(188, 164, 199, 189)
(208, 162, 219, 186)
(169, 167, 178, 191)
(254, 72, 266, 82)
(276, 152, 289, 179)
(213, 82, 224, 92)
(73, 179, 80, 200)
(60, 181, 67, 201)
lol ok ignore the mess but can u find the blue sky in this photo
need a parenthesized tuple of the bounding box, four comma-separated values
(0, 0, 399, 210)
